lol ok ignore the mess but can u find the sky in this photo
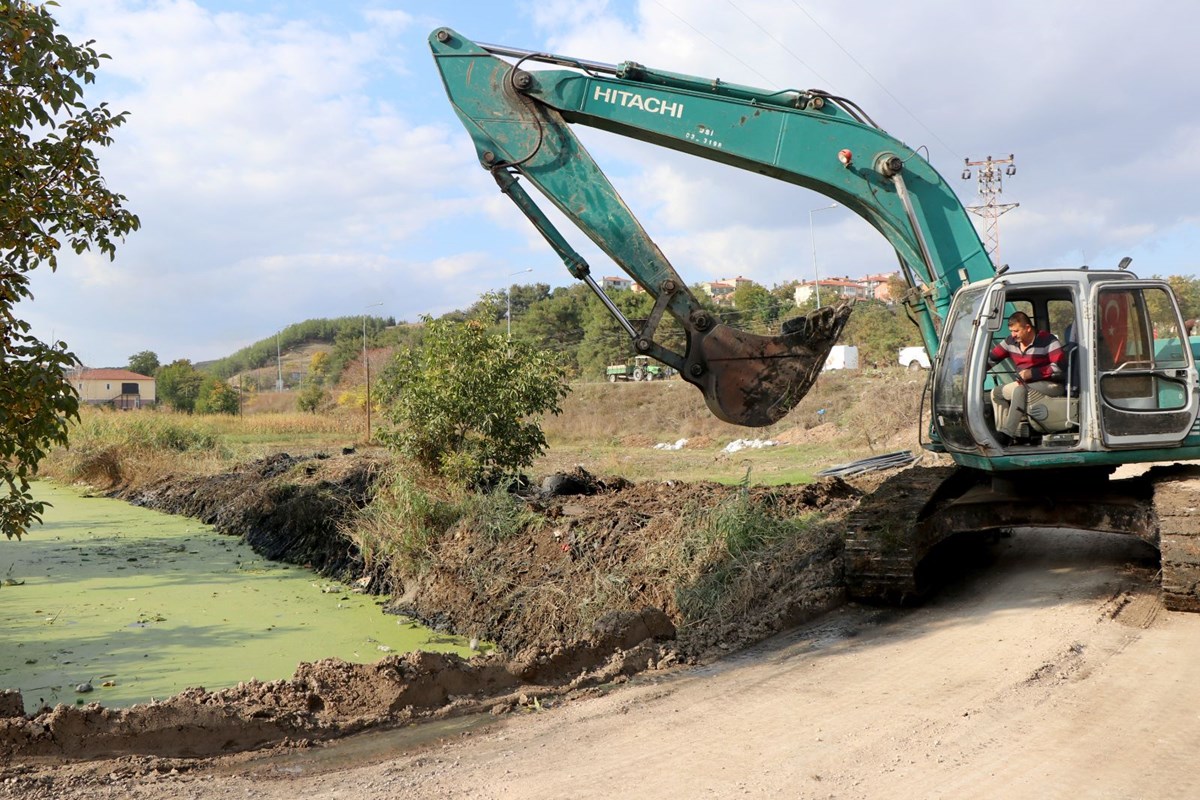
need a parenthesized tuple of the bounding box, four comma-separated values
(23, 0, 1200, 368)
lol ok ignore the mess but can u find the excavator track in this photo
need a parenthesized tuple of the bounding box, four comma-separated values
(1148, 464, 1200, 611)
(842, 466, 974, 604)
(844, 464, 1165, 607)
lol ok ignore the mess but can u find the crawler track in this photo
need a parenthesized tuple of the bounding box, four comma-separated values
(1149, 464, 1200, 611)
(842, 466, 967, 603)
(844, 464, 1169, 607)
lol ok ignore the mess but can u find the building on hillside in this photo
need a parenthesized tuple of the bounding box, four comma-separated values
(793, 277, 876, 305)
(699, 276, 754, 306)
(862, 271, 902, 302)
(73, 368, 156, 410)
(601, 276, 633, 292)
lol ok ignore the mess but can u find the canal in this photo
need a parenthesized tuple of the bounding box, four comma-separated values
(0, 482, 473, 713)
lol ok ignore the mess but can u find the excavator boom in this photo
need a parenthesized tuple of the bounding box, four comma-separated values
(429, 28, 992, 425)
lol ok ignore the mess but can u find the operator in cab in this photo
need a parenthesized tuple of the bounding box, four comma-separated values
(987, 311, 1066, 446)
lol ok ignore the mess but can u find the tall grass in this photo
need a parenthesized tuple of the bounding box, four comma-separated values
(40, 407, 363, 490)
(203, 411, 361, 438)
(39, 409, 229, 489)
(674, 489, 824, 627)
(70, 411, 225, 452)
(346, 468, 538, 578)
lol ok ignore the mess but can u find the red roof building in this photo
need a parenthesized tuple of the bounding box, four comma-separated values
(73, 369, 156, 409)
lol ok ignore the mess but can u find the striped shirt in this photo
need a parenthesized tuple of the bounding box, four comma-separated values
(988, 330, 1065, 382)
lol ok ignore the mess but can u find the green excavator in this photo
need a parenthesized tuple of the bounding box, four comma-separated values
(430, 28, 1200, 610)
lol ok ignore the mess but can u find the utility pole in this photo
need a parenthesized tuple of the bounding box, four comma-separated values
(275, 333, 283, 392)
(363, 302, 383, 442)
(808, 203, 839, 307)
(506, 268, 533, 340)
(962, 154, 1018, 267)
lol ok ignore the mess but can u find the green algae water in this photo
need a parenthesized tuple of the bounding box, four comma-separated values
(0, 482, 473, 713)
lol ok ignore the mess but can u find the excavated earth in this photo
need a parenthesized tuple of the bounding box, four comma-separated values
(0, 452, 865, 769)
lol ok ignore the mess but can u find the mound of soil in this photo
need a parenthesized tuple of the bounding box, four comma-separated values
(1, 455, 872, 763)
(392, 468, 862, 657)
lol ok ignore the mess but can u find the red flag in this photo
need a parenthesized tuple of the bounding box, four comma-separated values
(1099, 291, 1129, 366)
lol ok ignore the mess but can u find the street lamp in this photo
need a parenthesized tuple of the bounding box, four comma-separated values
(363, 302, 383, 442)
(809, 203, 839, 307)
(506, 268, 533, 339)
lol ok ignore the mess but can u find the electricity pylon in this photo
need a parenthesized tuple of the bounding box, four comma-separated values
(962, 154, 1018, 267)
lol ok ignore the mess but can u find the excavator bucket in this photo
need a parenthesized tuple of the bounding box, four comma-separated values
(687, 303, 854, 427)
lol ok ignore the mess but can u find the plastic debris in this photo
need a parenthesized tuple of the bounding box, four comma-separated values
(654, 439, 689, 450)
(723, 439, 779, 454)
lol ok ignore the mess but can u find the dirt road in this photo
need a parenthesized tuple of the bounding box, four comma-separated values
(14, 525, 1200, 799)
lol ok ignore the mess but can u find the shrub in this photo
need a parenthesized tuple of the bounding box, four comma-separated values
(377, 316, 570, 486)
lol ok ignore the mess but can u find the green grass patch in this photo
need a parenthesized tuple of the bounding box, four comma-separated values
(347, 468, 538, 577)
(674, 489, 823, 626)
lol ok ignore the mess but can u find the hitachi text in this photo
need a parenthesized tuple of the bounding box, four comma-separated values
(593, 86, 684, 118)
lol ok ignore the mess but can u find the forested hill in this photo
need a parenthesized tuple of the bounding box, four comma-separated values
(203, 316, 396, 379)
(196, 281, 926, 383)
(197, 273, 1200, 382)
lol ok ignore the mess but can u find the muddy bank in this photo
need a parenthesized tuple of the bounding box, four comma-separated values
(0, 608, 675, 762)
(1, 453, 866, 763)
(392, 469, 862, 656)
(118, 452, 379, 580)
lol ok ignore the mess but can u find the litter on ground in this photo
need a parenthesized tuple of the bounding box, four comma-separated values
(723, 439, 778, 453)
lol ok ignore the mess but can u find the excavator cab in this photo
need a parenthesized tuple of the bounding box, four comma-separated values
(931, 269, 1198, 467)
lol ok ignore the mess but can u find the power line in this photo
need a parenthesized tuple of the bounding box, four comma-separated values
(722, 0, 836, 89)
(649, 0, 779, 88)
(653, 1, 962, 166)
(786, 0, 961, 161)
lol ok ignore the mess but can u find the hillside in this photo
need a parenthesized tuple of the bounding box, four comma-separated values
(535, 366, 931, 483)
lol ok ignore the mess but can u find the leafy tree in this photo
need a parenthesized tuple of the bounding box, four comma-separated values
(840, 300, 913, 368)
(296, 380, 325, 414)
(731, 280, 784, 332)
(886, 274, 910, 306)
(0, 3, 140, 538)
(127, 350, 159, 376)
(461, 281, 551, 332)
(156, 359, 204, 413)
(771, 280, 801, 308)
(195, 376, 239, 415)
(576, 288, 656, 378)
(1164, 275, 1200, 323)
(512, 284, 588, 373)
(377, 316, 570, 486)
(308, 351, 330, 386)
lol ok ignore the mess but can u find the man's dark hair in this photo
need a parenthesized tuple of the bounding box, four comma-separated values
(1008, 311, 1033, 327)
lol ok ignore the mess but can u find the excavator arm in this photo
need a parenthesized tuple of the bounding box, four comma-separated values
(429, 28, 994, 425)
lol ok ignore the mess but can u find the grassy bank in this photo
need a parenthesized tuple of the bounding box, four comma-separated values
(346, 466, 857, 655)
(536, 367, 928, 483)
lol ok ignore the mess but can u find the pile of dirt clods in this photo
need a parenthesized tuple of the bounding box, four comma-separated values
(0, 453, 863, 763)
